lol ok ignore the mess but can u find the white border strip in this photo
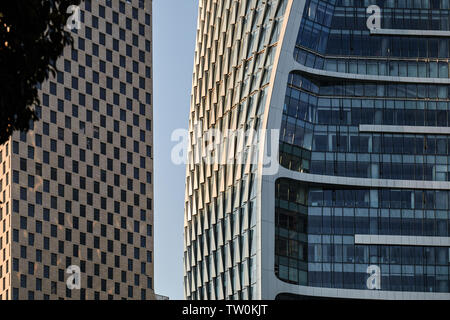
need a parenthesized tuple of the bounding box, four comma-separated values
(278, 166, 450, 190)
(261, 0, 450, 300)
(293, 61, 450, 84)
(355, 234, 450, 247)
(371, 28, 450, 37)
(360, 124, 450, 135)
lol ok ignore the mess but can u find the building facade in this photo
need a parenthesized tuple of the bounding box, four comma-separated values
(0, 0, 154, 300)
(184, 0, 450, 300)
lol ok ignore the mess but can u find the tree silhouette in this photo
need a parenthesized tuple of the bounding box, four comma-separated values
(0, 0, 82, 144)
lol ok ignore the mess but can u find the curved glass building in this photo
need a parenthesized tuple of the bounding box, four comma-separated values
(184, 0, 450, 300)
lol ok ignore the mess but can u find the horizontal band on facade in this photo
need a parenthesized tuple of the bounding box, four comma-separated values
(293, 61, 450, 84)
(279, 167, 450, 190)
(355, 234, 450, 247)
(359, 124, 450, 135)
(371, 28, 450, 37)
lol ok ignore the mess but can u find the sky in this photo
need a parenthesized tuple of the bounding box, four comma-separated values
(153, 0, 198, 300)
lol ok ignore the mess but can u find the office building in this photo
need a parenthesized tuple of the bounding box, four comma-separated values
(184, 0, 450, 300)
(0, 0, 154, 300)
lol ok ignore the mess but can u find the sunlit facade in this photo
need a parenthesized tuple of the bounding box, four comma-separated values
(185, 0, 450, 300)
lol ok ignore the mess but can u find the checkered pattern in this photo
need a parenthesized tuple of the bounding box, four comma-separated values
(0, 0, 154, 300)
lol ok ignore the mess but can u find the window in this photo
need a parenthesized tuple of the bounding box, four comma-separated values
(92, 43, 99, 56)
(64, 88, 71, 100)
(86, 166, 93, 179)
(106, 22, 112, 35)
(58, 128, 64, 140)
(57, 71, 64, 84)
(20, 275, 27, 288)
(85, 109, 92, 123)
(35, 105, 42, 118)
(43, 151, 49, 164)
(28, 261, 35, 275)
(72, 104, 79, 118)
(99, 5, 105, 17)
(65, 116, 72, 129)
(79, 65, 85, 78)
(35, 278, 42, 292)
(72, 160, 79, 174)
(43, 93, 49, 106)
(93, 71, 99, 84)
(51, 196, 57, 209)
(65, 144, 71, 157)
(86, 138, 93, 150)
(79, 93, 86, 106)
(20, 187, 27, 200)
(20, 245, 27, 258)
(50, 82, 57, 95)
(126, 44, 133, 57)
(20, 217, 27, 230)
(13, 141, 19, 154)
(43, 180, 50, 192)
(100, 60, 106, 73)
(106, 105, 113, 118)
(64, 59, 71, 73)
(50, 139, 57, 152)
(36, 192, 42, 205)
(44, 265, 50, 278)
(106, 49, 113, 62)
(113, 39, 119, 52)
(100, 87, 106, 100)
(147, 224, 152, 237)
(36, 221, 42, 234)
(85, 54, 92, 67)
(50, 111, 57, 124)
(35, 163, 42, 176)
(12, 170, 19, 183)
(92, 15, 98, 28)
(71, 49, 78, 62)
(71, 77, 78, 90)
(93, 126, 100, 139)
(28, 203, 34, 216)
(58, 156, 64, 169)
(119, 82, 126, 96)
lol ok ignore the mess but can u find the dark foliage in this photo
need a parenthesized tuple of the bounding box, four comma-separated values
(0, 0, 82, 144)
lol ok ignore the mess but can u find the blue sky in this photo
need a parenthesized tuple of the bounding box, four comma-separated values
(153, 0, 198, 300)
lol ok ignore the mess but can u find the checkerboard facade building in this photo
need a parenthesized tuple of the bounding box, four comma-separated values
(0, 0, 154, 300)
